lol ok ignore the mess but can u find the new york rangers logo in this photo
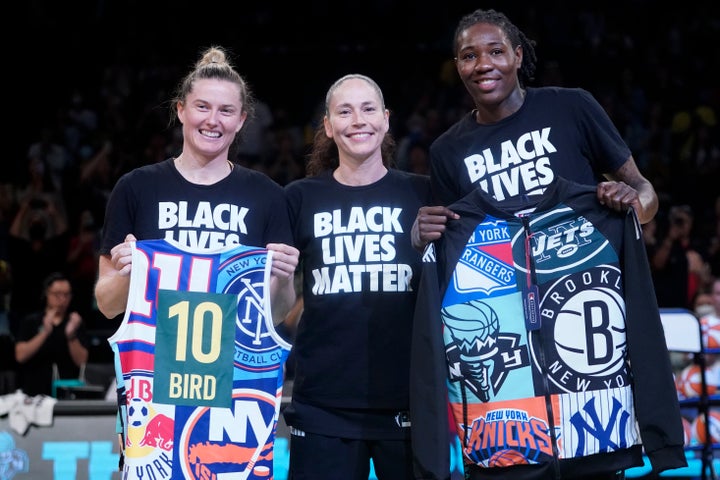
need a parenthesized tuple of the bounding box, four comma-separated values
(454, 217, 515, 296)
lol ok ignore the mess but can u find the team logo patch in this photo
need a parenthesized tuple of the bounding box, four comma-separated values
(512, 209, 618, 280)
(217, 250, 286, 374)
(231, 268, 288, 373)
(443, 299, 530, 402)
(557, 389, 638, 457)
(456, 397, 556, 466)
(531, 265, 629, 393)
(453, 218, 515, 297)
(178, 390, 278, 480)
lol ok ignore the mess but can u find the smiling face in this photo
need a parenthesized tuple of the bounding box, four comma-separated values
(177, 78, 247, 161)
(323, 77, 389, 165)
(455, 22, 523, 119)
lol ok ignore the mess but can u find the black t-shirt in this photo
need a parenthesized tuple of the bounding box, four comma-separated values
(16, 311, 88, 396)
(429, 87, 631, 207)
(100, 158, 293, 254)
(284, 170, 432, 418)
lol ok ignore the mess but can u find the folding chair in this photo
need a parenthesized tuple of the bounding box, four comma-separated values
(661, 308, 718, 480)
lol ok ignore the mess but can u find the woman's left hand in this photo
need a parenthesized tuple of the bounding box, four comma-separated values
(266, 243, 299, 279)
(65, 311, 83, 338)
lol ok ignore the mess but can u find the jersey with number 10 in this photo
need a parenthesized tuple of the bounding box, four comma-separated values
(109, 238, 290, 480)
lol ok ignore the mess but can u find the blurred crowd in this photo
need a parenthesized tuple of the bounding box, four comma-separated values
(0, 1, 718, 392)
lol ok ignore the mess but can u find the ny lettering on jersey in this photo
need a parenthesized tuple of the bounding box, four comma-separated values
(109, 239, 290, 480)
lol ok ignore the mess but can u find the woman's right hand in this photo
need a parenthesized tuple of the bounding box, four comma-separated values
(96, 234, 136, 319)
(411, 206, 459, 251)
(110, 234, 137, 276)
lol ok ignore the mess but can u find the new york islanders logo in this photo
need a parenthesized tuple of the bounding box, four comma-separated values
(177, 389, 279, 479)
(531, 265, 629, 393)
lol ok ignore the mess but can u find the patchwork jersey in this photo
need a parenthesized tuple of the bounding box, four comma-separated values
(410, 178, 686, 479)
(109, 238, 290, 480)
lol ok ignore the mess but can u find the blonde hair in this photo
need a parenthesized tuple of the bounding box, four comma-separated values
(170, 46, 255, 123)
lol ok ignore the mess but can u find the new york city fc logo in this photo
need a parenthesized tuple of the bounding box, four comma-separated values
(530, 265, 630, 393)
(218, 250, 285, 372)
(232, 270, 287, 372)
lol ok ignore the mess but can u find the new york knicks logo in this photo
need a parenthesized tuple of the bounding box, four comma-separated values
(461, 405, 554, 466)
(531, 265, 629, 392)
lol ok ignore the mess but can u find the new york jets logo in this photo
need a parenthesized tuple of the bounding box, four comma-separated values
(512, 208, 615, 276)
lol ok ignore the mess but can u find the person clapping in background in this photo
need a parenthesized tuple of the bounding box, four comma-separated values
(15, 272, 88, 396)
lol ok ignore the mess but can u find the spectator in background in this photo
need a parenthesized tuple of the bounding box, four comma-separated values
(15, 147, 68, 232)
(706, 195, 720, 278)
(72, 138, 116, 232)
(265, 129, 304, 186)
(0, 186, 14, 394)
(652, 204, 712, 309)
(65, 209, 100, 320)
(24, 127, 71, 196)
(7, 194, 69, 335)
(670, 106, 719, 212)
(62, 90, 99, 164)
(395, 113, 428, 171)
(234, 97, 273, 168)
(404, 141, 431, 175)
(642, 216, 659, 258)
(0, 184, 12, 335)
(695, 285, 716, 318)
(699, 277, 720, 351)
(15, 272, 88, 397)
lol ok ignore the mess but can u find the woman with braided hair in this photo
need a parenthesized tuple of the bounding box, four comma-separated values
(411, 8, 659, 251)
(407, 8, 684, 480)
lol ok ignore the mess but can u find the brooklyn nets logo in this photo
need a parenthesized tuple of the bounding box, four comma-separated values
(531, 265, 629, 393)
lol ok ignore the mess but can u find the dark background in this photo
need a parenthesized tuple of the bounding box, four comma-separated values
(15, 1, 717, 155)
(7, 1, 720, 228)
